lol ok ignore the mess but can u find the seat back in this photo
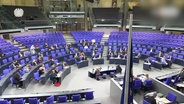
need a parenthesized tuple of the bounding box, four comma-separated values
(34, 72, 40, 80)
(14, 98, 24, 104)
(58, 96, 67, 103)
(28, 98, 39, 104)
(165, 77, 172, 85)
(144, 79, 152, 88)
(46, 96, 54, 104)
(166, 92, 177, 102)
(134, 79, 142, 90)
(0, 99, 10, 104)
(85, 91, 94, 100)
(72, 94, 81, 102)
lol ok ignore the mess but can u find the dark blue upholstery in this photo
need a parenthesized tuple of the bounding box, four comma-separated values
(28, 98, 39, 104)
(57, 96, 67, 103)
(85, 91, 94, 100)
(166, 92, 177, 103)
(14, 98, 25, 104)
(72, 94, 81, 102)
(134, 79, 142, 91)
(44, 96, 54, 104)
(0, 99, 11, 104)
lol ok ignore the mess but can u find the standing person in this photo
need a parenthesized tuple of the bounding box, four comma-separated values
(179, 67, 184, 81)
(50, 70, 58, 84)
(30, 45, 36, 54)
(95, 68, 101, 80)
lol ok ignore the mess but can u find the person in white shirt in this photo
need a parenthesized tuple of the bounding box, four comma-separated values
(30, 45, 36, 54)
(161, 56, 168, 67)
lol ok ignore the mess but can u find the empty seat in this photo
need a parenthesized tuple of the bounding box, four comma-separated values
(85, 91, 94, 100)
(72, 94, 81, 102)
(57, 96, 67, 103)
(28, 98, 40, 104)
(13, 98, 25, 104)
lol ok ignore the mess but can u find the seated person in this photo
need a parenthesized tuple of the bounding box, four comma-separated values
(158, 51, 163, 57)
(38, 56, 43, 63)
(44, 43, 49, 48)
(32, 60, 37, 66)
(13, 72, 22, 88)
(144, 91, 157, 104)
(135, 52, 141, 58)
(123, 53, 127, 59)
(62, 62, 69, 68)
(50, 70, 59, 84)
(117, 53, 121, 58)
(54, 67, 59, 74)
(23, 64, 32, 73)
(13, 60, 21, 69)
(179, 67, 184, 81)
(116, 65, 122, 73)
(144, 58, 151, 69)
(161, 56, 168, 67)
(19, 52, 23, 57)
(49, 57, 55, 65)
(113, 52, 118, 57)
(138, 74, 150, 86)
(38, 64, 46, 76)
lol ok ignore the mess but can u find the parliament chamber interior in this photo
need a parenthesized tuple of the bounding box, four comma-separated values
(0, 0, 184, 104)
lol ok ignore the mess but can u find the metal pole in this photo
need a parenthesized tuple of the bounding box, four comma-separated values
(84, 0, 88, 31)
(123, 13, 133, 104)
(122, 0, 128, 30)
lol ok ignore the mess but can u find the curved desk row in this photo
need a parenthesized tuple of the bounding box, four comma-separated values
(0, 65, 26, 95)
(88, 68, 117, 79)
(0, 88, 93, 103)
(0, 54, 35, 73)
(40, 65, 71, 84)
(21, 61, 50, 88)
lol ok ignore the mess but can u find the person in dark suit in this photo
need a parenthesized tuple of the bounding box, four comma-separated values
(13, 72, 22, 88)
(50, 70, 58, 84)
(144, 92, 157, 104)
(95, 68, 101, 80)
(116, 65, 122, 73)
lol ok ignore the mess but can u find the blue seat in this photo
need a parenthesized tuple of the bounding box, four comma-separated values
(3, 69, 10, 75)
(58, 66, 63, 71)
(144, 79, 152, 90)
(72, 94, 81, 102)
(102, 73, 107, 79)
(8, 57, 13, 62)
(34, 72, 41, 81)
(28, 98, 40, 104)
(57, 96, 67, 103)
(134, 79, 142, 91)
(163, 77, 172, 85)
(10, 77, 18, 87)
(0, 99, 11, 104)
(2, 59, 8, 64)
(166, 92, 177, 103)
(85, 91, 94, 100)
(44, 96, 54, 104)
(110, 72, 115, 77)
(14, 98, 25, 104)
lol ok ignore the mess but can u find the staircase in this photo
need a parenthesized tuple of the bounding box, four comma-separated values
(12, 41, 29, 52)
(63, 34, 76, 44)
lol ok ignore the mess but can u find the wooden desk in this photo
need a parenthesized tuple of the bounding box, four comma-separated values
(155, 97, 171, 104)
